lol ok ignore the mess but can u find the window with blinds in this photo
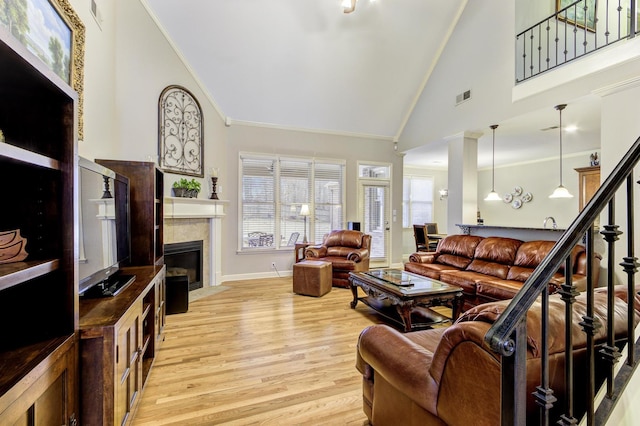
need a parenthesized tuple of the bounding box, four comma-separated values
(402, 176, 434, 227)
(240, 154, 345, 250)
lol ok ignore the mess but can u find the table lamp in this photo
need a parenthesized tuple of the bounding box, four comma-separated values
(300, 204, 310, 243)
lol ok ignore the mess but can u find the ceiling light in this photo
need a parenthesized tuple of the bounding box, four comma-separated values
(549, 104, 574, 199)
(485, 124, 501, 201)
(342, 0, 356, 13)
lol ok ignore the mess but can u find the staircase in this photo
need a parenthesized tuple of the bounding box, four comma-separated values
(484, 135, 640, 425)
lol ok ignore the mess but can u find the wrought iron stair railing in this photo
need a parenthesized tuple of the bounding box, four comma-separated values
(484, 134, 640, 425)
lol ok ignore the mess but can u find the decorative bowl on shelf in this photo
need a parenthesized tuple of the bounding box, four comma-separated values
(0, 229, 28, 264)
(0, 229, 20, 246)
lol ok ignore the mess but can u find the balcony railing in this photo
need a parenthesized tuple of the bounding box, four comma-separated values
(485, 134, 640, 424)
(516, 0, 638, 83)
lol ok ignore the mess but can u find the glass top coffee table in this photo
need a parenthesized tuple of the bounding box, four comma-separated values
(349, 269, 463, 332)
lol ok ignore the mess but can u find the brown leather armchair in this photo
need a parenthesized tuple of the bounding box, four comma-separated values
(356, 287, 640, 425)
(304, 230, 372, 288)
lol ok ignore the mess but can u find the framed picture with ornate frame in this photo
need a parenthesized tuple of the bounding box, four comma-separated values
(0, 0, 86, 138)
(158, 85, 204, 177)
(556, 0, 597, 32)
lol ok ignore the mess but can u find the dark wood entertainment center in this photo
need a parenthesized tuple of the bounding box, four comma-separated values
(0, 26, 79, 425)
(79, 265, 165, 425)
(0, 26, 166, 426)
(78, 161, 166, 425)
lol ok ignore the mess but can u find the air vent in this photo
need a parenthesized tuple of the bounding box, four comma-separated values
(91, 0, 103, 28)
(455, 89, 471, 106)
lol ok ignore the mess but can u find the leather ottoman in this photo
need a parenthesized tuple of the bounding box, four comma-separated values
(293, 260, 332, 297)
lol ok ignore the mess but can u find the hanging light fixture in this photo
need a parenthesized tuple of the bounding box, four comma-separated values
(341, 0, 356, 13)
(549, 104, 574, 199)
(484, 124, 501, 201)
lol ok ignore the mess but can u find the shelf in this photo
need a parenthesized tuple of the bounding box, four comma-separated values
(0, 334, 73, 396)
(0, 259, 60, 292)
(0, 143, 61, 171)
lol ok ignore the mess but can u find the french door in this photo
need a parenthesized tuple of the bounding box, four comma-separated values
(361, 182, 390, 268)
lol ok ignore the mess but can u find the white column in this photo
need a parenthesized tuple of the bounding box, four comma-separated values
(445, 131, 482, 235)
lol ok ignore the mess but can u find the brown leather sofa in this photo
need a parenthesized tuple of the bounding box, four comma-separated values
(405, 234, 601, 310)
(356, 288, 639, 425)
(304, 230, 372, 288)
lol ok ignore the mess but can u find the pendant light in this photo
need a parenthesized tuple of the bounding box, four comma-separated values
(484, 124, 501, 201)
(549, 104, 574, 198)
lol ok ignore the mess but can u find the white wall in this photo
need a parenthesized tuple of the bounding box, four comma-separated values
(70, 0, 227, 196)
(477, 153, 593, 230)
(402, 166, 448, 257)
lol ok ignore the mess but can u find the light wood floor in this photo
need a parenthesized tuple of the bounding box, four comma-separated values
(132, 277, 384, 425)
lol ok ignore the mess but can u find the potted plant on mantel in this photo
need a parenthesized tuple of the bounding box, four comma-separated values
(172, 178, 201, 198)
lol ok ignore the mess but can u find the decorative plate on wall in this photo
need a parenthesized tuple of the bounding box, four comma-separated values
(513, 186, 523, 196)
(503, 193, 513, 203)
(522, 192, 533, 203)
(512, 199, 523, 209)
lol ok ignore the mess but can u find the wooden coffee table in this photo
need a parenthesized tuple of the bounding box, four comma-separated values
(349, 269, 463, 332)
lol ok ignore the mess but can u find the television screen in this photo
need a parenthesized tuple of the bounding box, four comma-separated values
(78, 156, 131, 295)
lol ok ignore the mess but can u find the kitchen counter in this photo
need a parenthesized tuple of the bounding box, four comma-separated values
(455, 224, 565, 241)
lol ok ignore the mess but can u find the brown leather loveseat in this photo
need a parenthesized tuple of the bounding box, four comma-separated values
(304, 230, 371, 288)
(356, 288, 639, 425)
(405, 234, 601, 310)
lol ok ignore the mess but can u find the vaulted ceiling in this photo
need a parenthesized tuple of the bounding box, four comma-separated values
(145, 0, 467, 139)
(144, 0, 602, 168)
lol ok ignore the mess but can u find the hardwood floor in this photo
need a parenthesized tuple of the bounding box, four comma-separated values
(132, 277, 383, 425)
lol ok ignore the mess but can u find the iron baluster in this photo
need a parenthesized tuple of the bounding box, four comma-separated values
(558, 256, 579, 425)
(500, 316, 527, 426)
(620, 175, 639, 365)
(533, 286, 556, 425)
(599, 199, 622, 398)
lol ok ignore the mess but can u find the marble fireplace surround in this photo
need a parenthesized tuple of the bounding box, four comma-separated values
(164, 197, 227, 287)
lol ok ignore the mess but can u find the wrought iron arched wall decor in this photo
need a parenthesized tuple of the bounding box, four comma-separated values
(158, 85, 204, 177)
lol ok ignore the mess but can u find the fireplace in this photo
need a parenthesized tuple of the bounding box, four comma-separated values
(164, 240, 203, 291)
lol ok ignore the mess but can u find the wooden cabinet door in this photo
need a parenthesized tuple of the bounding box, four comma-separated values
(115, 311, 141, 426)
(0, 339, 77, 426)
(575, 166, 600, 211)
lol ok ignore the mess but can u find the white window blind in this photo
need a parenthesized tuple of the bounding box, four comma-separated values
(241, 157, 276, 248)
(240, 154, 344, 249)
(402, 176, 434, 227)
(313, 162, 344, 242)
(280, 159, 311, 245)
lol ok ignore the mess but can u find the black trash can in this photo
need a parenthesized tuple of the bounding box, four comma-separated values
(166, 274, 189, 314)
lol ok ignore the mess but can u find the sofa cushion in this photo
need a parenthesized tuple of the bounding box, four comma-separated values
(513, 240, 584, 273)
(513, 240, 556, 268)
(476, 279, 523, 301)
(466, 237, 522, 280)
(435, 235, 483, 269)
(323, 229, 363, 248)
(439, 270, 489, 294)
(507, 265, 565, 283)
(404, 262, 461, 280)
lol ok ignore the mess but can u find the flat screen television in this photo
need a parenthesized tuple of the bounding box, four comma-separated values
(78, 156, 133, 297)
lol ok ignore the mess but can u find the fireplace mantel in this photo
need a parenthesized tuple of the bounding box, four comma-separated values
(164, 197, 227, 218)
(164, 197, 227, 287)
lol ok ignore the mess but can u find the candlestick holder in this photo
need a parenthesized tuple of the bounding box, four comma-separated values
(210, 176, 219, 200)
(101, 176, 113, 199)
